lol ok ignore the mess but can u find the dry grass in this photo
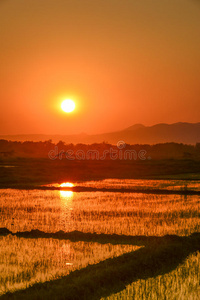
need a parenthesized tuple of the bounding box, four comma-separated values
(102, 251, 200, 300)
(0, 180, 199, 298)
(0, 189, 199, 236)
(0, 235, 140, 295)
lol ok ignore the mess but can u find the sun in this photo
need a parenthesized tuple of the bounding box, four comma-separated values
(61, 99, 75, 113)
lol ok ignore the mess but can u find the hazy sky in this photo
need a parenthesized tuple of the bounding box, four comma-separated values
(0, 0, 200, 135)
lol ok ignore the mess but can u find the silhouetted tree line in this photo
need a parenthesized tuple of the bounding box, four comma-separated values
(0, 139, 200, 160)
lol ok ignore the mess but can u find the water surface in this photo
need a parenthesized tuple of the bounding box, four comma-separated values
(47, 178, 200, 192)
(0, 188, 199, 236)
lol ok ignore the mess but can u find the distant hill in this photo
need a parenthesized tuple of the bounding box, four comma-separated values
(0, 122, 200, 145)
(122, 124, 145, 131)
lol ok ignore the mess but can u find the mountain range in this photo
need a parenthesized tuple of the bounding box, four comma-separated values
(0, 122, 200, 145)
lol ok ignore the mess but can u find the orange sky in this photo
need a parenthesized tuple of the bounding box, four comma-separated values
(0, 0, 200, 135)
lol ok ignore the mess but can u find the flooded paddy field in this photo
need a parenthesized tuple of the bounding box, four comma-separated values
(0, 179, 199, 299)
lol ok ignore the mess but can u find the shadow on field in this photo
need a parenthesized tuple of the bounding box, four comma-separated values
(0, 229, 200, 300)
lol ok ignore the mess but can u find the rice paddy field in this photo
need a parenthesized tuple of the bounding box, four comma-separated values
(0, 179, 199, 299)
(102, 251, 200, 300)
(0, 235, 140, 296)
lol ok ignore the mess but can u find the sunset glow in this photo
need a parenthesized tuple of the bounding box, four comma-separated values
(1, 1, 200, 299)
(1, 0, 200, 136)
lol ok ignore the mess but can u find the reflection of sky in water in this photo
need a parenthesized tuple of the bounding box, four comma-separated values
(59, 186, 74, 232)
(45, 179, 200, 191)
(0, 235, 139, 296)
(60, 190, 73, 198)
(76, 179, 200, 191)
(60, 182, 74, 188)
(1, 187, 199, 236)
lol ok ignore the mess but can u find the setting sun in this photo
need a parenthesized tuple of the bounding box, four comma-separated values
(61, 99, 75, 113)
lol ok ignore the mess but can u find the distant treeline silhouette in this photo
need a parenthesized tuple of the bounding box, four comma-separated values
(0, 139, 200, 160)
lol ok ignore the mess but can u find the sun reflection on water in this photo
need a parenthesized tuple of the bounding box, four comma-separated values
(59, 184, 74, 232)
(60, 190, 74, 198)
(60, 182, 74, 198)
(60, 182, 74, 188)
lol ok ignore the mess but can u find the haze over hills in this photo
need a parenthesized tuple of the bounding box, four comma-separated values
(0, 122, 200, 145)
